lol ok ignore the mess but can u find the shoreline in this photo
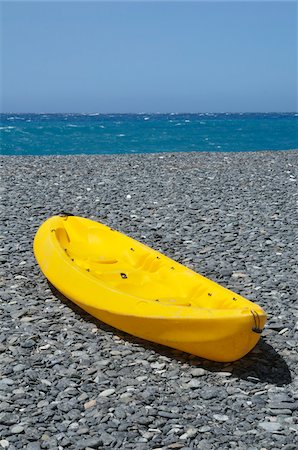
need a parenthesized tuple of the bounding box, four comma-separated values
(1, 150, 298, 449)
(1, 148, 298, 158)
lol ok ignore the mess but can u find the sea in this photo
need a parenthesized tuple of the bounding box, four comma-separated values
(1, 113, 297, 155)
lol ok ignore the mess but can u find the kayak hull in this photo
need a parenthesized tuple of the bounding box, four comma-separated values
(34, 215, 267, 362)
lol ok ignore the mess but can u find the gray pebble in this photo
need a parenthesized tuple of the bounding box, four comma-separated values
(187, 379, 202, 389)
(213, 414, 229, 422)
(10, 425, 24, 434)
(190, 368, 206, 377)
(1, 150, 298, 450)
(198, 426, 211, 433)
(98, 388, 115, 397)
(0, 440, 9, 449)
(259, 422, 282, 433)
(26, 443, 41, 450)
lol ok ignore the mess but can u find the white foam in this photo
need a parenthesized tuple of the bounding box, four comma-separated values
(144, 117, 150, 120)
(117, 134, 125, 137)
(67, 124, 79, 128)
(0, 126, 15, 130)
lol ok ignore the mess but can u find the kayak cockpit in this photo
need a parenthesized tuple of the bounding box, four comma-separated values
(52, 219, 249, 311)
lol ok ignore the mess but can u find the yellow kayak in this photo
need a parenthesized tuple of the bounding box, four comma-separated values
(34, 214, 267, 362)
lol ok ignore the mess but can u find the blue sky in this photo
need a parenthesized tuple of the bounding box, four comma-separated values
(1, 1, 297, 113)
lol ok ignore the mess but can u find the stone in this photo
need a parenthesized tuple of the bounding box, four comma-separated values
(198, 426, 211, 433)
(268, 402, 298, 411)
(10, 425, 24, 434)
(0, 378, 14, 386)
(84, 399, 97, 409)
(2, 150, 298, 450)
(179, 428, 198, 439)
(187, 379, 201, 389)
(200, 388, 218, 400)
(26, 443, 41, 450)
(232, 272, 247, 279)
(259, 422, 282, 433)
(190, 368, 205, 377)
(0, 414, 19, 426)
(98, 388, 115, 397)
(213, 414, 229, 422)
(76, 437, 102, 449)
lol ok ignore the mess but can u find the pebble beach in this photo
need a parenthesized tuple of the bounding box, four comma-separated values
(1, 150, 298, 450)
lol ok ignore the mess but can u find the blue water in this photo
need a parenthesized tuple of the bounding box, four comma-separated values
(1, 113, 297, 155)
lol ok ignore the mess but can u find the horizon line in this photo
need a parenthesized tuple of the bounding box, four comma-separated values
(1, 111, 297, 115)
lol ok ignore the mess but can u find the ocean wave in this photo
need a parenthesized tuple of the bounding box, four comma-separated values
(6, 116, 25, 121)
(2, 113, 296, 155)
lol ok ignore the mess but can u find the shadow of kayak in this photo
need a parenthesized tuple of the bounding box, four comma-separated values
(49, 282, 292, 387)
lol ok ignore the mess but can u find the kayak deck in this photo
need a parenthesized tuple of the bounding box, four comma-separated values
(57, 218, 248, 311)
